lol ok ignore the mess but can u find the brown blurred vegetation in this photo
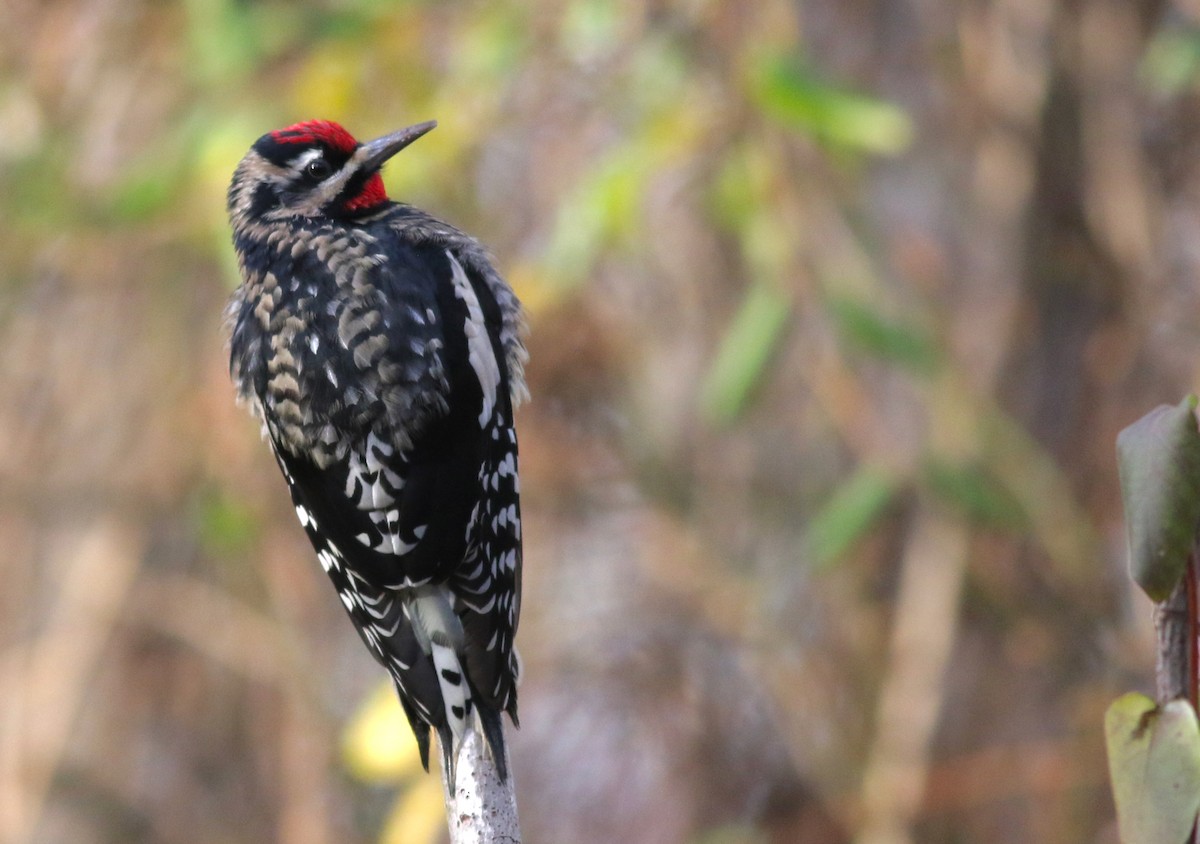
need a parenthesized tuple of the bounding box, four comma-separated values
(2, 0, 1198, 841)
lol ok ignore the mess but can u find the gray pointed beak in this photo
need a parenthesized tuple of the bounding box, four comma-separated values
(357, 120, 437, 171)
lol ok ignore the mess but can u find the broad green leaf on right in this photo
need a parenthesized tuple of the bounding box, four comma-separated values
(1116, 395, 1200, 602)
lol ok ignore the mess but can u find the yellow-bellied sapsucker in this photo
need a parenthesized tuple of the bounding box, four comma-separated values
(225, 119, 526, 780)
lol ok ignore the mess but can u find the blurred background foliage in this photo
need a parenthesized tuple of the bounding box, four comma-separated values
(2, 0, 1199, 841)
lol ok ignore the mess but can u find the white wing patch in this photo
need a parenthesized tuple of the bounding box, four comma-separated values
(447, 250, 500, 427)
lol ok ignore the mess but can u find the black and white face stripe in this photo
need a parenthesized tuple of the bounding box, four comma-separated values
(290, 148, 329, 178)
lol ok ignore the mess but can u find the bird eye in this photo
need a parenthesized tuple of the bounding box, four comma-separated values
(305, 158, 333, 180)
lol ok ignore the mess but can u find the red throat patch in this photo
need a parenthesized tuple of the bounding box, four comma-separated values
(345, 173, 388, 211)
(271, 120, 359, 154)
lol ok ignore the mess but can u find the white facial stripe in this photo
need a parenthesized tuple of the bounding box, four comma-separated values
(291, 148, 325, 172)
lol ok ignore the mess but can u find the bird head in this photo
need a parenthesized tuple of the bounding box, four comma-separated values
(228, 119, 437, 226)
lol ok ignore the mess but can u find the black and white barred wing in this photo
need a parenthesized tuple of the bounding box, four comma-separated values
(456, 400, 522, 722)
(266, 431, 452, 754)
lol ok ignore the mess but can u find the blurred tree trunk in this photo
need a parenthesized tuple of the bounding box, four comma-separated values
(1006, 0, 1165, 486)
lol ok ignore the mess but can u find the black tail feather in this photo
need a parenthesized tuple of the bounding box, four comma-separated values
(478, 703, 509, 782)
(397, 691, 433, 773)
(436, 722, 455, 784)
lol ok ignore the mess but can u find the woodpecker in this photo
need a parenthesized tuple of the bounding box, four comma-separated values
(225, 119, 526, 781)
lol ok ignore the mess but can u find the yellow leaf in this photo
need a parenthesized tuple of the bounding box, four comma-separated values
(291, 45, 359, 119)
(193, 119, 258, 213)
(379, 778, 446, 844)
(342, 683, 424, 782)
(1106, 692, 1200, 844)
(506, 260, 561, 318)
(192, 117, 262, 289)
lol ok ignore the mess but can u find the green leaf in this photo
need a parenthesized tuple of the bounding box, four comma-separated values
(110, 158, 185, 222)
(751, 55, 914, 155)
(541, 142, 648, 288)
(1106, 692, 1200, 844)
(194, 486, 260, 555)
(1116, 396, 1200, 602)
(807, 466, 898, 568)
(456, 6, 530, 80)
(923, 459, 1026, 531)
(184, 0, 261, 84)
(1142, 30, 1200, 95)
(700, 280, 792, 427)
(827, 296, 939, 375)
(693, 825, 769, 844)
(560, 0, 622, 62)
